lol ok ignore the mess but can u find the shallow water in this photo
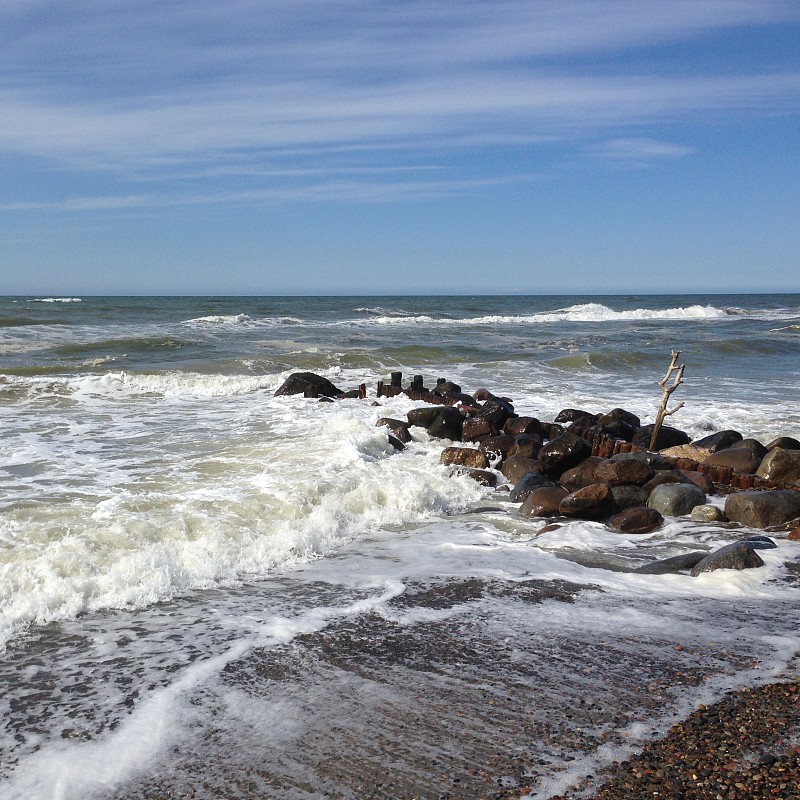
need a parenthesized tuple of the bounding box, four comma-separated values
(1, 294, 799, 798)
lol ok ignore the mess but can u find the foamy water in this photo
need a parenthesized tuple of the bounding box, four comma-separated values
(1, 293, 799, 798)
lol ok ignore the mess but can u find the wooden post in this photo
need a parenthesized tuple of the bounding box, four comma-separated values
(391, 372, 402, 388)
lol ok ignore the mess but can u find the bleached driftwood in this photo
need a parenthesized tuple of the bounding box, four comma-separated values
(649, 351, 685, 451)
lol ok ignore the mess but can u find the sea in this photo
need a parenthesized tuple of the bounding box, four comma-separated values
(1, 294, 799, 800)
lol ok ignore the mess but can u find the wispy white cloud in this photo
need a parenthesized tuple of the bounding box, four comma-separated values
(0, 0, 798, 205)
(588, 137, 697, 165)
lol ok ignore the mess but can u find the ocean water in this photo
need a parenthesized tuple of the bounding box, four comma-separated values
(1, 294, 799, 799)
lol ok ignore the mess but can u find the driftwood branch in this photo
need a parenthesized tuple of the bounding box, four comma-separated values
(649, 350, 685, 451)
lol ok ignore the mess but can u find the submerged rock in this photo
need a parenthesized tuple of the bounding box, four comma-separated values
(634, 551, 707, 574)
(690, 542, 765, 576)
(440, 447, 489, 470)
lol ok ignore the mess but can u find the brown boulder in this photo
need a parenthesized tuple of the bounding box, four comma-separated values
(558, 483, 615, 520)
(767, 436, 800, 451)
(376, 417, 412, 443)
(507, 434, 542, 460)
(538, 432, 592, 480)
(462, 416, 497, 442)
(479, 435, 516, 462)
(609, 506, 664, 534)
(675, 469, 715, 494)
(465, 469, 498, 487)
(520, 486, 569, 517)
(501, 455, 540, 484)
(595, 458, 654, 487)
(440, 447, 489, 470)
(756, 448, 800, 485)
(559, 456, 604, 492)
(724, 490, 800, 529)
(503, 416, 543, 437)
(703, 448, 760, 475)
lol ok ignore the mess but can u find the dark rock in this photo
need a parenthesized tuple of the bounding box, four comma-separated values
(461, 416, 497, 442)
(611, 484, 650, 510)
(756, 447, 800, 485)
(465, 469, 497, 487)
(724, 490, 800, 528)
(728, 437, 768, 459)
(692, 429, 743, 452)
(538, 432, 592, 480)
(274, 372, 344, 398)
(501, 455, 540, 484)
(503, 417, 543, 437)
(594, 419, 636, 442)
(633, 424, 690, 450)
(509, 472, 556, 503)
(690, 542, 765, 576)
(558, 483, 615, 520)
(543, 422, 565, 439)
(407, 406, 464, 442)
(479, 435, 516, 462)
(610, 450, 674, 471)
(555, 408, 598, 425)
(647, 483, 706, 516)
(609, 506, 664, 534)
(433, 380, 461, 396)
(598, 408, 641, 430)
(642, 470, 687, 494)
(376, 417, 412, 443)
(519, 486, 568, 517)
(473, 400, 514, 430)
(595, 458, 654, 487)
(703, 447, 761, 475)
(440, 447, 489, 469)
(507, 434, 542, 460)
(634, 552, 707, 574)
(559, 456, 604, 492)
(740, 534, 777, 549)
(767, 436, 800, 451)
(387, 435, 405, 451)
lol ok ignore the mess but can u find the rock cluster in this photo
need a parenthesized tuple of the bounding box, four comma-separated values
(276, 371, 800, 577)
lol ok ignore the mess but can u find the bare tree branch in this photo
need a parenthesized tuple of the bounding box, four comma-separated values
(649, 351, 685, 450)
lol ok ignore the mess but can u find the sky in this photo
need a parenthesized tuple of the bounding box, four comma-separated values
(1, 0, 799, 295)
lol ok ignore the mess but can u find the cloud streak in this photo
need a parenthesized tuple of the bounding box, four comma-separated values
(1, 0, 799, 206)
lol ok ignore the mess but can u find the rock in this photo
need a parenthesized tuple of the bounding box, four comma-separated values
(788, 526, 800, 541)
(690, 504, 727, 522)
(558, 482, 615, 520)
(461, 416, 497, 442)
(611, 484, 651, 510)
(724, 490, 800, 528)
(767, 436, 800, 451)
(520, 486, 568, 517)
(473, 400, 514, 430)
(598, 407, 641, 430)
(703, 448, 761, 475)
(503, 416, 543, 437)
(387, 435, 405, 451)
(592, 419, 635, 442)
(507, 434, 542, 460)
(407, 407, 463, 441)
(540, 422, 564, 440)
(274, 372, 344, 398)
(433, 380, 461, 396)
(729, 437, 768, 459)
(633, 424, 690, 450)
(595, 458, 654, 487)
(648, 483, 706, 516)
(740, 534, 777, 549)
(559, 456, 604, 492)
(756, 448, 800, 485)
(660, 444, 711, 461)
(479, 435, 516, 462)
(376, 417, 412, 443)
(440, 447, 489, 469)
(509, 471, 556, 503)
(501, 455, 541, 484)
(555, 408, 598, 425)
(675, 469, 715, 494)
(634, 552, 707, 574)
(465, 469, 497, 487)
(690, 542, 765, 576)
(538, 432, 592, 480)
(642, 471, 687, 494)
(609, 506, 664, 534)
(610, 451, 674, 471)
(692, 430, 743, 452)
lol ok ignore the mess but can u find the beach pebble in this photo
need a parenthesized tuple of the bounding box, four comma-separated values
(690, 504, 727, 523)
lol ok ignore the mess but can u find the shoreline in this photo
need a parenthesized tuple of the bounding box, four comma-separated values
(543, 677, 800, 800)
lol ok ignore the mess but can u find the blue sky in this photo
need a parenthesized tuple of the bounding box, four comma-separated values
(1, 0, 799, 295)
